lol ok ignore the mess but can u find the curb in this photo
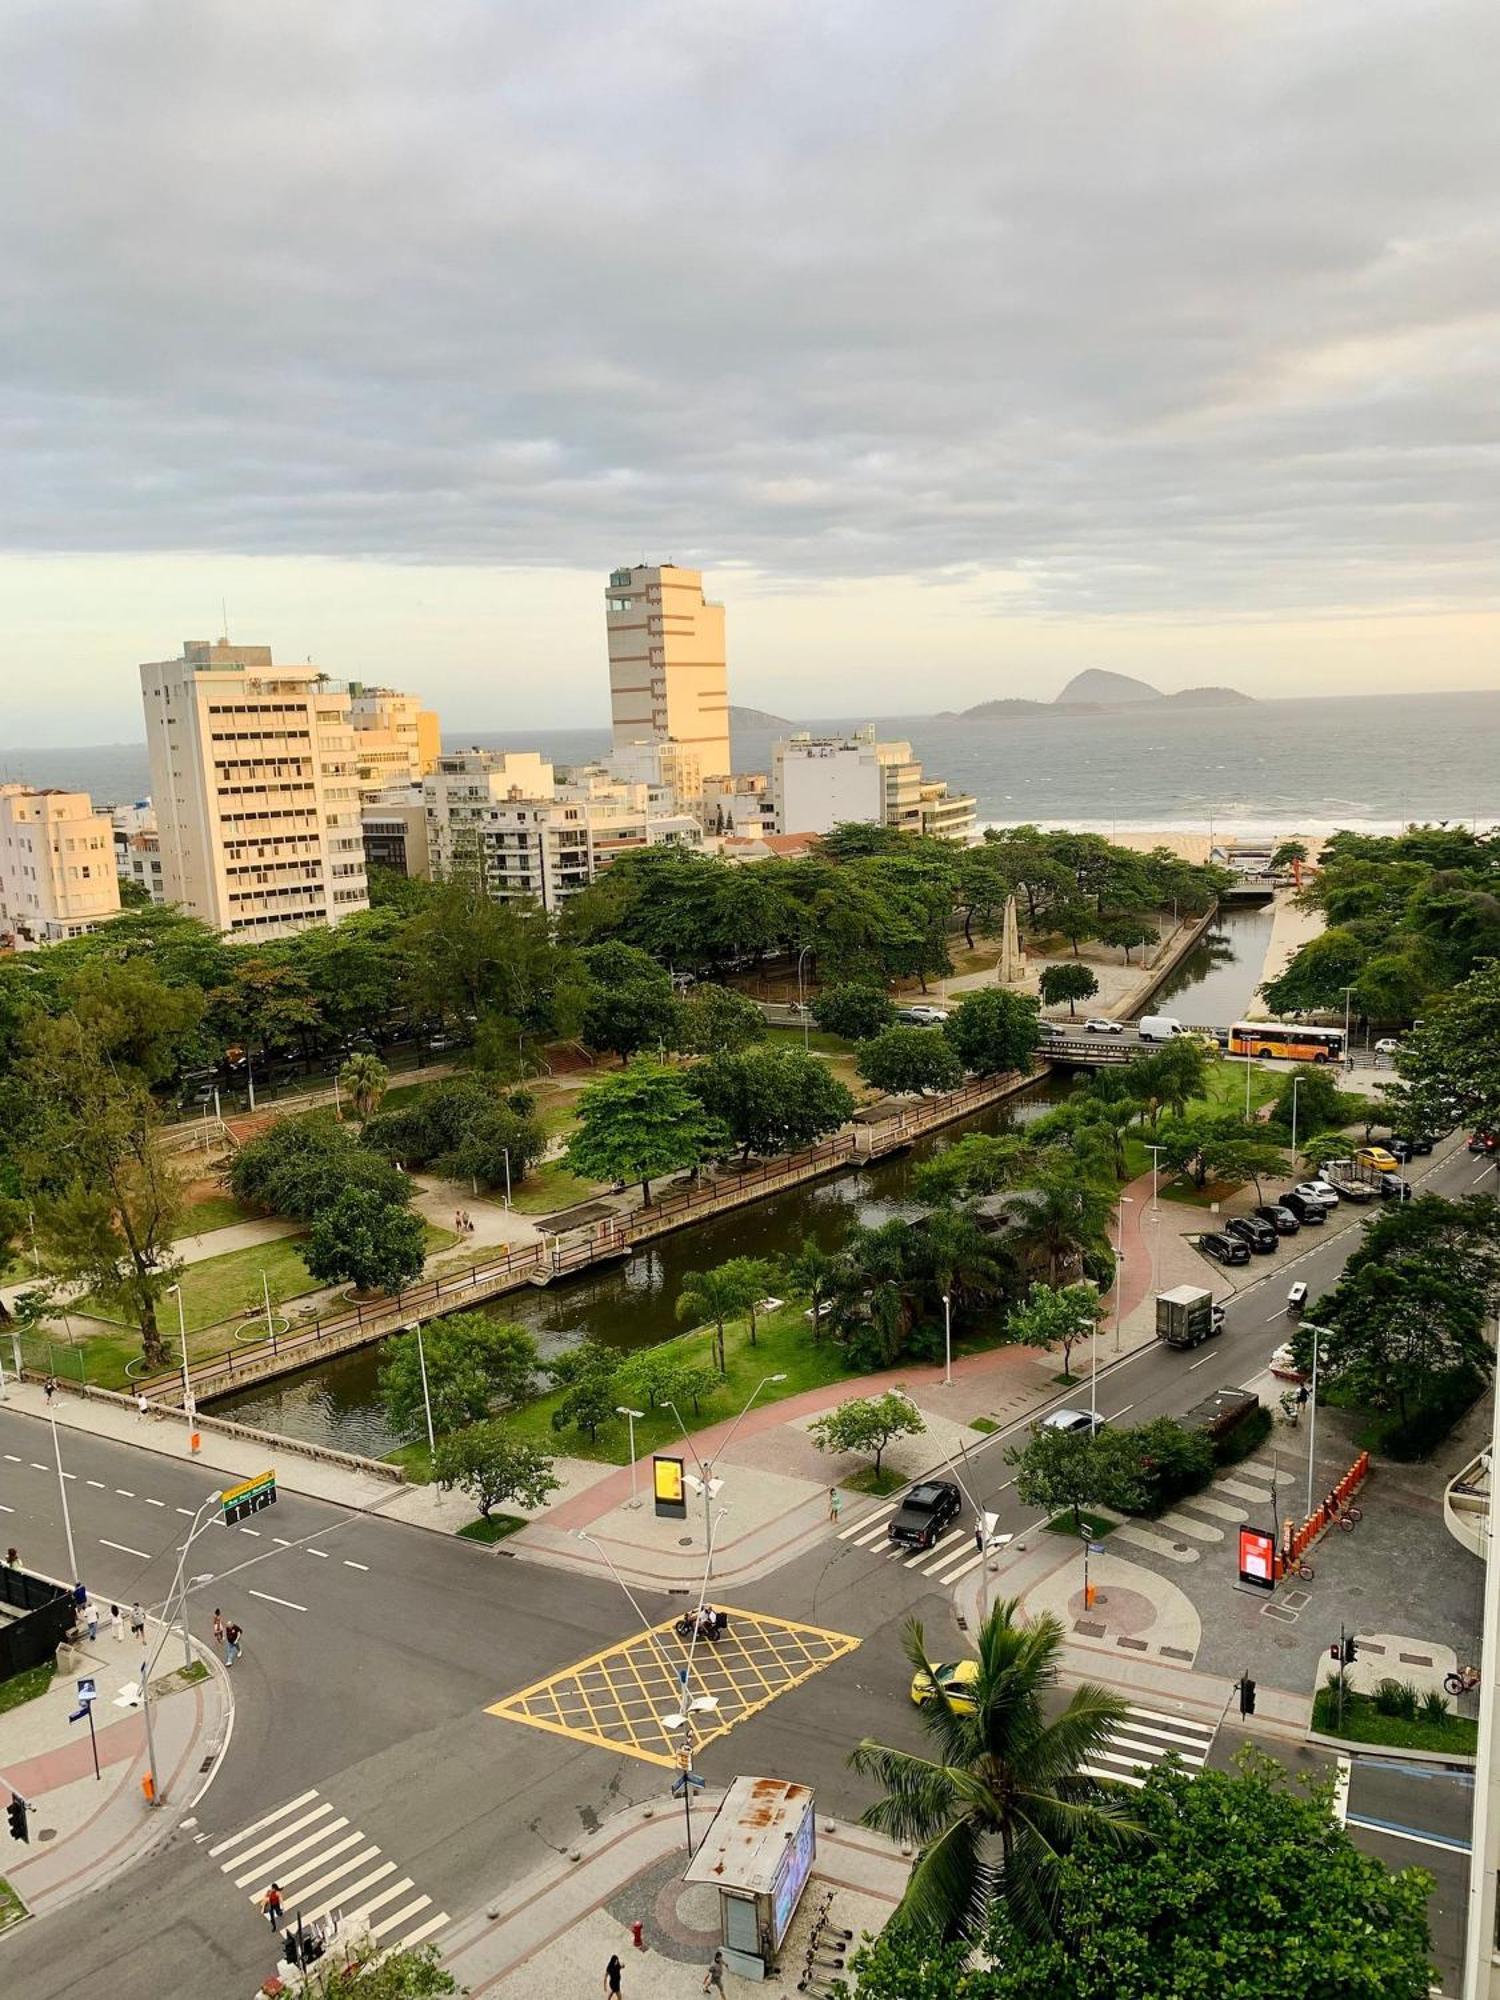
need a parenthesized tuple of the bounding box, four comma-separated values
(1305, 1729, 1477, 1769)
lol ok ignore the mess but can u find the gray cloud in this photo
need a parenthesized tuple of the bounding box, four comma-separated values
(1, 0, 1497, 619)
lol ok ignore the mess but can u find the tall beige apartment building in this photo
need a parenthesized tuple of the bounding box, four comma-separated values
(348, 683, 441, 800)
(139, 640, 369, 939)
(0, 785, 120, 945)
(605, 564, 732, 780)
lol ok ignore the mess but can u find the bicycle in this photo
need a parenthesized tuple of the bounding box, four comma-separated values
(1336, 1505, 1363, 1533)
(1445, 1665, 1481, 1697)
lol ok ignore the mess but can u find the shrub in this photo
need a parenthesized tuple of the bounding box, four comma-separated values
(1420, 1687, 1450, 1727)
(1373, 1678, 1419, 1721)
(1214, 1403, 1273, 1465)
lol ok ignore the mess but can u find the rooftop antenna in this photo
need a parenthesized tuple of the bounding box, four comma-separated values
(220, 598, 230, 645)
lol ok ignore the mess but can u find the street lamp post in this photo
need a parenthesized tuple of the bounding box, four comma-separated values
(1290, 1072, 1302, 1176)
(409, 1320, 436, 1462)
(796, 945, 812, 1052)
(617, 1405, 645, 1508)
(46, 1399, 78, 1585)
(1303, 1321, 1332, 1521)
(1112, 1197, 1134, 1354)
(502, 1146, 512, 1210)
(942, 1293, 952, 1388)
(167, 1284, 195, 1434)
(665, 1372, 786, 1583)
(1342, 986, 1356, 1074)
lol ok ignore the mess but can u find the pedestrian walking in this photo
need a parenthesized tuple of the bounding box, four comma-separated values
(83, 1597, 99, 1642)
(43, 1375, 56, 1406)
(211, 1607, 225, 1648)
(128, 1601, 146, 1643)
(603, 1953, 623, 1997)
(454, 1208, 462, 1234)
(109, 1603, 124, 1643)
(135, 1392, 150, 1421)
(223, 1620, 242, 1668)
(828, 1486, 842, 1523)
(4, 1548, 18, 1569)
(260, 1882, 284, 1928)
(703, 1950, 726, 1994)
(975, 1522, 985, 1556)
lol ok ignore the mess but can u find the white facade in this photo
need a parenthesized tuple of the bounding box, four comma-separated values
(348, 684, 441, 800)
(605, 564, 731, 780)
(0, 785, 121, 945)
(139, 640, 369, 940)
(423, 750, 557, 878)
(771, 728, 975, 844)
(460, 795, 702, 911)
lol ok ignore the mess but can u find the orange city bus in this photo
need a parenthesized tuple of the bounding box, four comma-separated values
(1229, 1020, 1347, 1064)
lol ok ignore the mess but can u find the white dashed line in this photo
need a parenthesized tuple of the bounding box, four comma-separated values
(343, 1561, 369, 1572)
(2, 1454, 19, 1463)
(306, 1548, 329, 1559)
(239, 1528, 261, 1537)
(115, 1488, 134, 1498)
(145, 1497, 165, 1507)
(99, 1537, 151, 1559)
(176, 1507, 194, 1516)
(87, 1479, 106, 1488)
(0, 1503, 13, 1514)
(30, 1463, 49, 1472)
(61, 1470, 77, 1480)
(273, 1537, 294, 1547)
(249, 1588, 307, 1613)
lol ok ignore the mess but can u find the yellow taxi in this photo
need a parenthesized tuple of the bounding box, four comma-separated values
(909, 1659, 981, 1715)
(1355, 1146, 1400, 1175)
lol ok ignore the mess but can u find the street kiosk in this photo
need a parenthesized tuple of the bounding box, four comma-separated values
(683, 1775, 817, 1980)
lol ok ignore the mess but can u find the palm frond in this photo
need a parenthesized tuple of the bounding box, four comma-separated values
(850, 1740, 961, 1846)
(893, 1812, 996, 1944)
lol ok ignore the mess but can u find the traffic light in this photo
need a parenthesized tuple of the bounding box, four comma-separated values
(1342, 1635, 1359, 1665)
(6, 1796, 27, 1844)
(1238, 1676, 1257, 1717)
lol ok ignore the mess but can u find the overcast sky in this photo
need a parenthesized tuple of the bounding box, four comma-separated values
(2, 0, 1497, 743)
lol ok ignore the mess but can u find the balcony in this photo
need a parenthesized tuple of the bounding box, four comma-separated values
(1444, 1450, 1491, 1559)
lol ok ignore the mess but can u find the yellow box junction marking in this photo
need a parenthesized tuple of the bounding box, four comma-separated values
(487, 1607, 860, 1767)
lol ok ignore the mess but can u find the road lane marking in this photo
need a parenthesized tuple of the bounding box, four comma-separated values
(0, 1503, 13, 1514)
(227, 1803, 336, 1880)
(1333, 1757, 1351, 1825)
(2, 1454, 18, 1463)
(61, 1470, 77, 1479)
(239, 1527, 260, 1536)
(87, 1479, 106, 1488)
(231, 1811, 346, 1887)
(272, 1830, 367, 1893)
(115, 1488, 134, 1497)
(144, 1497, 165, 1507)
(274, 1537, 294, 1546)
(99, 1538, 151, 1558)
(1188, 1353, 1215, 1368)
(208, 1788, 320, 1856)
(249, 1587, 307, 1612)
(1345, 1812, 1469, 1854)
(306, 1547, 329, 1558)
(392, 1910, 450, 1954)
(343, 1560, 369, 1571)
(1106, 1405, 1134, 1421)
(30, 1462, 48, 1471)
(176, 1507, 194, 1516)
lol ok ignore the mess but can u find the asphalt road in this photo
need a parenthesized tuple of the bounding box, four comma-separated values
(0, 1133, 1484, 1996)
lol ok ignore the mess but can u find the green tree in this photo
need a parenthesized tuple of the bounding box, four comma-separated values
(378, 1316, 539, 1437)
(579, 942, 680, 1063)
(364, 1076, 546, 1191)
(848, 1753, 1434, 2000)
(307, 1943, 460, 1997)
(1007, 1165, 1117, 1287)
(619, 1348, 715, 1417)
(1398, 960, 1500, 1136)
(1005, 1282, 1104, 1381)
(787, 1236, 840, 1336)
(1006, 1422, 1122, 1532)
(565, 1061, 725, 1205)
(231, 1111, 410, 1221)
(338, 1050, 390, 1126)
(305, 1188, 427, 1295)
(672, 982, 767, 1055)
(677, 1262, 757, 1376)
(1048, 900, 1099, 957)
(1266, 1061, 1349, 1139)
(858, 1026, 964, 1097)
(1262, 925, 1369, 1015)
(913, 1209, 1011, 1331)
(1038, 963, 1098, 1020)
(545, 1339, 620, 1442)
(713, 1255, 781, 1346)
(1127, 1037, 1209, 1124)
(1303, 1256, 1493, 1434)
(849, 1604, 1137, 1943)
(914, 1133, 1037, 1205)
(1095, 914, 1159, 964)
(17, 1013, 184, 1368)
(1269, 839, 1309, 873)
(432, 1422, 558, 1521)
(690, 1045, 855, 1159)
(808, 1391, 926, 1478)
(942, 989, 1040, 1077)
(811, 982, 896, 1041)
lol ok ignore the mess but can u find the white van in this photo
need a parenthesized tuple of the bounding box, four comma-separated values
(1137, 1015, 1185, 1042)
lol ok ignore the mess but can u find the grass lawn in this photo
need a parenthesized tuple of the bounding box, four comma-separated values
(764, 1026, 858, 1058)
(378, 1078, 442, 1112)
(1312, 1685, 1477, 1754)
(178, 1194, 258, 1237)
(0, 1875, 25, 1933)
(0, 1664, 53, 1716)
(509, 1159, 608, 1216)
(391, 1302, 857, 1476)
(1044, 1510, 1117, 1540)
(457, 1514, 527, 1543)
(841, 1464, 906, 1496)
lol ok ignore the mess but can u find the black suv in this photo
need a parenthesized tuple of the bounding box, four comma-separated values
(1224, 1216, 1278, 1256)
(888, 1480, 962, 1551)
(1254, 1203, 1300, 1236)
(1200, 1231, 1250, 1266)
(1280, 1190, 1327, 1226)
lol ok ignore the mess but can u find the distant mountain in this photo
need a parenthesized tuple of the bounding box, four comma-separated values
(1056, 669, 1161, 705)
(730, 704, 794, 729)
(953, 672, 1252, 720)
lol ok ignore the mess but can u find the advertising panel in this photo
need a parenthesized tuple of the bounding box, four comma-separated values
(1238, 1525, 1276, 1589)
(653, 1455, 687, 1519)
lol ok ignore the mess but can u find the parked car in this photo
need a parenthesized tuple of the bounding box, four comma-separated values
(1355, 1145, 1400, 1175)
(1280, 1190, 1327, 1225)
(887, 1480, 962, 1551)
(1084, 1017, 1124, 1036)
(1374, 1037, 1402, 1056)
(1254, 1202, 1301, 1235)
(1224, 1215, 1278, 1255)
(1389, 1132, 1433, 1158)
(1378, 1173, 1413, 1201)
(1200, 1231, 1251, 1266)
(1468, 1131, 1498, 1155)
(909, 1660, 980, 1714)
(897, 1005, 948, 1027)
(1291, 1180, 1340, 1209)
(1039, 1407, 1109, 1435)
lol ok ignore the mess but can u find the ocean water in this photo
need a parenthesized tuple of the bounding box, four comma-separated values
(5, 689, 1496, 836)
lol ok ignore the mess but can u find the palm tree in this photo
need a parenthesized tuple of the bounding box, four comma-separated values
(676, 1264, 754, 1377)
(338, 1051, 390, 1127)
(1008, 1166, 1116, 1287)
(915, 1208, 1008, 1328)
(851, 1602, 1143, 1944)
(787, 1237, 839, 1339)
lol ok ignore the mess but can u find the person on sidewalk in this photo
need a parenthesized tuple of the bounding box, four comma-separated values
(128, 1602, 146, 1644)
(135, 1392, 150, 1420)
(703, 1951, 726, 1994)
(83, 1597, 99, 1642)
(260, 1882, 284, 1928)
(211, 1607, 225, 1649)
(43, 1375, 56, 1406)
(4, 1548, 18, 1569)
(828, 1487, 842, 1523)
(109, 1603, 124, 1644)
(223, 1620, 242, 1667)
(603, 1953, 623, 1996)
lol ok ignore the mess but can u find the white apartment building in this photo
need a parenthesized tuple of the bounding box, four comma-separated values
(348, 683, 441, 800)
(605, 564, 732, 780)
(607, 737, 705, 809)
(467, 795, 702, 911)
(772, 729, 976, 844)
(0, 785, 121, 945)
(360, 788, 432, 881)
(423, 750, 557, 878)
(139, 640, 369, 940)
(111, 799, 167, 905)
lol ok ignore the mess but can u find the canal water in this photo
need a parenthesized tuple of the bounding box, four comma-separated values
(209, 900, 1277, 1457)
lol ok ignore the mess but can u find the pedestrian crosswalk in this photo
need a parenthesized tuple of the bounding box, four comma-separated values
(206, 1787, 449, 1962)
(1079, 1703, 1217, 1789)
(835, 1496, 990, 1586)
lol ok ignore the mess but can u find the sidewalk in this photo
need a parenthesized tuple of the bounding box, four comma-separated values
(0, 1617, 231, 1921)
(438, 1793, 908, 1997)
